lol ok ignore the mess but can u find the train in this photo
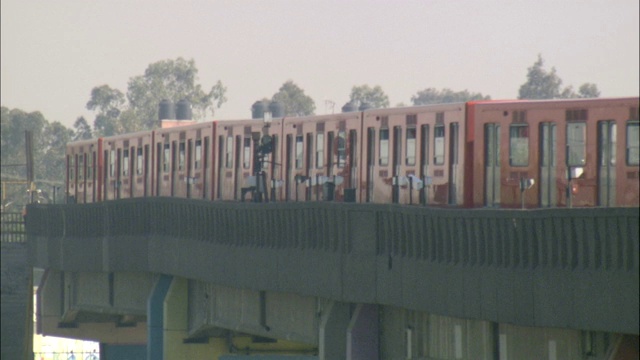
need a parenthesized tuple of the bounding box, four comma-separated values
(66, 97, 639, 208)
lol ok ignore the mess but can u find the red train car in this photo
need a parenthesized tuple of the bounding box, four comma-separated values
(153, 122, 215, 199)
(467, 97, 639, 208)
(65, 138, 102, 204)
(102, 131, 153, 201)
(360, 103, 467, 205)
(213, 118, 283, 201)
(279, 112, 361, 202)
(65, 97, 639, 209)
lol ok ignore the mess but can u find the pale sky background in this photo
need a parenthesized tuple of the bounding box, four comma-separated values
(2, 0, 638, 128)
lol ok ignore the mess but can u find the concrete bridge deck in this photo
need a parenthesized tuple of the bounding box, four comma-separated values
(24, 199, 640, 359)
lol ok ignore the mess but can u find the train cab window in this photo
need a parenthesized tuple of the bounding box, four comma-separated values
(295, 135, 304, 169)
(509, 124, 529, 166)
(225, 136, 233, 168)
(195, 140, 202, 169)
(243, 137, 251, 169)
(163, 144, 170, 173)
(434, 125, 445, 165)
(122, 149, 129, 176)
(567, 122, 587, 166)
(110, 150, 116, 176)
(379, 128, 389, 166)
(136, 147, 143, 175)
(178, 141, 185, 171)
(627, 121, 640, 165)
(406, 127, 416, 166)
(337, 130, 346, 167)
(316, 133, 324, 168)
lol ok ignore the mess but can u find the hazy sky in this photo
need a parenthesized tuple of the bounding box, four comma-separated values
(2, 0, 638, 128)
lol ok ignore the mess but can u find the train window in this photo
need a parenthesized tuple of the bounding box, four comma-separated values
(434, 125, 445, 165)
(110, 150, 116, 176)
(567, 122, 586, 166)
(178, 141, 185, 171)
(627, 121, 640, 165)
(406, 127, 416, 166)
(136, 147, 143, 175)
(87, 152, 93, 179)
(78, 154, 84, 181)
(337, 130, 346, 168)
(122, 149, 129, 176)
(225, 136, 233, 168)
(69, 155, 75, 182)
(509, 124, 529, 166)
(243, 137, 251, 169)
(295, 135, 304, 169)
(195, 140, 202, 169)
(163, 144, 170, 173)
(316, 133, 324, 168)
(379, 128, 389, 166)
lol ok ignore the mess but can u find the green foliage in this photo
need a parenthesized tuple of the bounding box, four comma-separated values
(411, 88, 490, 105)
(126, 58, 227, 129)
(518, 55, 600, 100)
(72, 116, 92, 140)
(1, 107, 70, 209)
(86, 85, 126, 136)
(271, 80, 316, 116)
(349, 85, 390, 109)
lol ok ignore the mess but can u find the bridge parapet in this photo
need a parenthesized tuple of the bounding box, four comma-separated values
(27, 199, 639, 335)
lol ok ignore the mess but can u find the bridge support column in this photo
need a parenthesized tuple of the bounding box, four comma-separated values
(347, 304, 379, 360)
(148, 275, 228, 360)
(319, 301, 350, 360)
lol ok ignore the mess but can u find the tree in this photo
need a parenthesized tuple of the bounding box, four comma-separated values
(271, 80, 315, 116)
(349, 85, 389, 109)
(411, 88, 490, 105)
(126, 58, 227, 129)
(577, 83, 601, 98)
(73, 116, 93, 140)
(518, 55, 600, 99)
(40, 121, 73, 183)
(86, 85, 126, 136)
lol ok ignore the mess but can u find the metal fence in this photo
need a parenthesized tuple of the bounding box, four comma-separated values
(1, 212, 25, 243)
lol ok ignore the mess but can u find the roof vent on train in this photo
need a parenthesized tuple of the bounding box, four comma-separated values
(158, 99, 175, 120)
(176, 99, 193, 120)
(252, 101, 266, 119)
(359, 102, 372, 111)
(341, 101, 357, 113)
(269, 101, 284, 118)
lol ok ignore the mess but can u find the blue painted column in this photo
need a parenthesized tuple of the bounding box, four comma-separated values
(147, 274, 173, 360)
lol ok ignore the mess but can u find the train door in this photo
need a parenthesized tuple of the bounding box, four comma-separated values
(143, 145, 150, 197)
(484, 123, 500, 206)
(448, 123, 459, 205)
(539, 122, 557, 207)
(170, 141, 176, 196)
(419, 125, 429, 205)
(202, 137, 209, 200)
(216, 136, 224, 199)
(305, 133, 313, 200)
(392, 126, 402, 203)
(234, 135, 242, 200)
(92, 151, 97, 203)
(597, 120, 616, 206)
(187, 139, 193, 198)
(116, 149, 122, 199)
(365, 127, 375, 202)
(104, 150, 109, 200)
(285, 134, 292, 201)
(348, 129, 358, 196)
